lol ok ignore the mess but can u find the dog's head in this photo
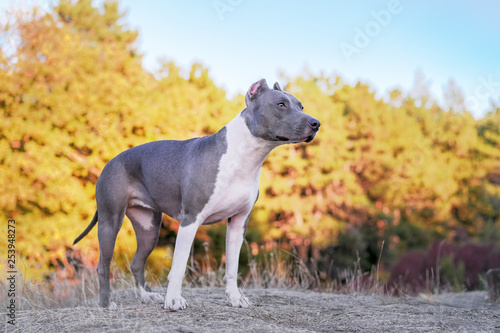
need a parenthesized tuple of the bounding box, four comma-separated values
(243, 79, 320, 144)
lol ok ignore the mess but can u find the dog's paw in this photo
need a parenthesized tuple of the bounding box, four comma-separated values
(226, 289, 252, 308)
(139, 287, 164, 304)
(100, 300, 118, 309)
(164, 295, 188, 311)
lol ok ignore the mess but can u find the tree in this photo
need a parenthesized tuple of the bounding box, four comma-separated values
(443, 78, 466, 113)
(0, 0, 156, 279)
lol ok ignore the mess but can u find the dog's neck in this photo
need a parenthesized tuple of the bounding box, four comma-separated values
(218, 112, 280, 182)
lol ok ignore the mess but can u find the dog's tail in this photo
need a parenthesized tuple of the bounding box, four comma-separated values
(73, 211, 98, 245)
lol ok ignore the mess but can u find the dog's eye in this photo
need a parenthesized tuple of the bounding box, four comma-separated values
(278, 102, 286, 108)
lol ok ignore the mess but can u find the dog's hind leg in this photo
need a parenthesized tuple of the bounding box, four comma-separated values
(127, 207, 164, 303)
(96, 209, 125, 309)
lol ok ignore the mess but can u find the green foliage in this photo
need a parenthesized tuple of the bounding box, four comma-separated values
(0, 0, 499, 283)
(439, 255, 466, 292)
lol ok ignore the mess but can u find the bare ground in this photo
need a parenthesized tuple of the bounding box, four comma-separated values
(7, 287, 500, 332)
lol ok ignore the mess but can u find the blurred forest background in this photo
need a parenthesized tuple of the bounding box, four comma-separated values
(1, 0, 499, 292)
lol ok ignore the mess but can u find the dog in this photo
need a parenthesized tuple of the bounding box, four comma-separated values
(73, 79, 320, 310)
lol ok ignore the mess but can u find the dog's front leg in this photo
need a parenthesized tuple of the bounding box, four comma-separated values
(164, 222, 199, 310)
(224, 213, 251, 307)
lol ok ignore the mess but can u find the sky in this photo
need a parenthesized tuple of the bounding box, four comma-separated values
(1, 0, 499, 118)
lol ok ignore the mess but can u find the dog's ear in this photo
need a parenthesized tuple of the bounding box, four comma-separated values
(246, 79, 269, 102)
(273, 82, 282, 91)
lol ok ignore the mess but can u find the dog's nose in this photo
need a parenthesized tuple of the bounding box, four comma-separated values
(308, 118, 320, 132)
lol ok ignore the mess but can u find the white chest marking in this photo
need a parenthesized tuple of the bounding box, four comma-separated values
(199, 114, 277, 224)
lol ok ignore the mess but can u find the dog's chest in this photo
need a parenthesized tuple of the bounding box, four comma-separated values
(202, 153, 262, 223)
(203, 177, 259, 224)
(198, 115, 272, 224)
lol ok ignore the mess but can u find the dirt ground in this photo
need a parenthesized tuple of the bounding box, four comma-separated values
(7, 287, 500, 332)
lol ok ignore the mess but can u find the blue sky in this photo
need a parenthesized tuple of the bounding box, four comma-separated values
(1, 0, 499, 118)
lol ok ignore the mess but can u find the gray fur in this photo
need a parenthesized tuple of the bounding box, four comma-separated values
(97, 127, 228, 223)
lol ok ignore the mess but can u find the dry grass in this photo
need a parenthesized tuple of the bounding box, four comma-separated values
(0, 240, 392, 312)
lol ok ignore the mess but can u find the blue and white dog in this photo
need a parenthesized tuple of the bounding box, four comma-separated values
(74, 79, 320, 310)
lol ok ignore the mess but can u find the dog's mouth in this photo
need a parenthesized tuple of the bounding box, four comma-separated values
(275, 135, 315, 143)
(304, 135, 314, 143)
(276, 135, 289, 142)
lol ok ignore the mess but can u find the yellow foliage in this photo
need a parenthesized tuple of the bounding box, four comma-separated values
(0, 0, 499, 280)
